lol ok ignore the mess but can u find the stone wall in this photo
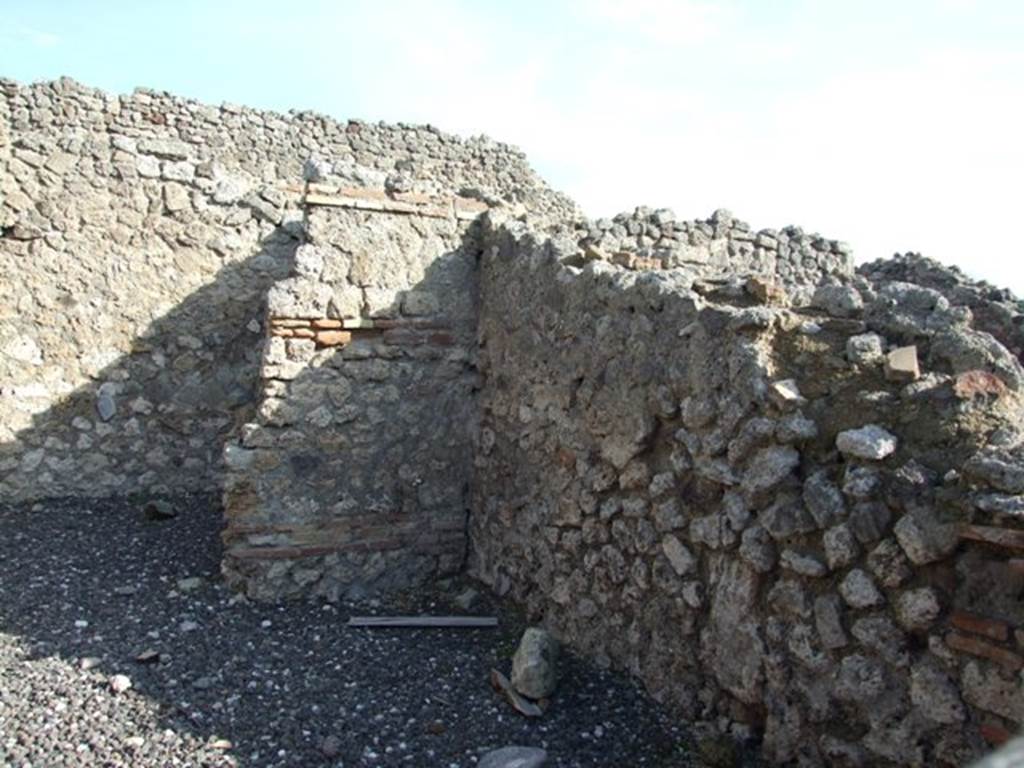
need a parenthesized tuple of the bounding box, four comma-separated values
(470, 216, 1024, 765)
(221, 187, 487, 600)
(5, 75, 1023, 766)
(0, 77, 570, 501)
(859, 252, 1024, 364)
(574, 206, 855, 302)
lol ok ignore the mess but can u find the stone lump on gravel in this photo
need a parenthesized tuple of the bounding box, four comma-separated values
(0, 495, 680, 768)
(836, 425, 898, 460)
(478, 746, 549, 768)
(511, 627, 560, 700)
(109, 673, 133, 694)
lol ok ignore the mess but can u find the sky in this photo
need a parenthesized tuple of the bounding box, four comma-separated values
(2, 0, 1023, 291)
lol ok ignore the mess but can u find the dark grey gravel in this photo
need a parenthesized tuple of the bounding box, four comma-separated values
(0, 495, 692, 767)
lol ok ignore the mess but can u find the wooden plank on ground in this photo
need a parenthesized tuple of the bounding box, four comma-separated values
(347, 615, 498, 628)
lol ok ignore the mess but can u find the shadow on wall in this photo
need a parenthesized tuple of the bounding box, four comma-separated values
(221, 205, 484, 602)
(0, 212, 535, 767)
(0, 223, 298, 502)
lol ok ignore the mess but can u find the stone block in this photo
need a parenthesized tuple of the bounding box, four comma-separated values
(884, 345, 920, 382)
(163, 182, 190, 212)
(893, 507, 957, 565)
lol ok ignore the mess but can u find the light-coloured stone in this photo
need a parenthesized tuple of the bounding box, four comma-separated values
(885, 345, 920, 382)
(510, 628, 559, 700)
(836, 425, 898, 460)
(478, 747, 548, 768)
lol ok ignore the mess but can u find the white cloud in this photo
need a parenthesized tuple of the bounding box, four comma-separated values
(584, 0, 738, 44)
(10, 26, 60, 47)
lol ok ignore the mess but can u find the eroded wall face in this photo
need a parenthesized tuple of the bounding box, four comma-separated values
(0, 77, 568, 503)
(471, 223, 1024, 766)
(0, 79, 301, 500)
(222, 197, 482, 601)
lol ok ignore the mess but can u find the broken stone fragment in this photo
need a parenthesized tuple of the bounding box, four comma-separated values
(962, 661, 1024, 723)
(892, 507, 957, 565)
(973, 493, 1024, 517)
(96, 388, 116, 422)
(135, 649, 161, 664)
(109, 674, 133, 694)
(176, 576, 203, 593)
(510, 628, 559, 700)
(490, 668, 543, 718)
(478, 746, 548, 768)
(454, 587, 480, 611)
(163, 182, 190, 212)
(811, 284, 863, 318)
(846, 332, 885, 365)
(746, 276, 788, 306)
(769, 379, 806, 411)
(741, 446, 800, 500)
(963, 451, 1024, 494)
(803, 471, 846, 528)
(835, 425, 897, 460)
(780, 549, 828, 577)
(143, 499, 176, 520)
(884, 345, 920, 382)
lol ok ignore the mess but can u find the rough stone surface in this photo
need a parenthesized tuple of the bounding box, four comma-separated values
(478, 746, 549, 768)
(5, 76, 1024, 768)
(0, 495, 678, 768)
(510, 627, 559, 700)
(838, 569, 884, 609)
(836, 425, 898, 460)
(0, 76, 574, 504)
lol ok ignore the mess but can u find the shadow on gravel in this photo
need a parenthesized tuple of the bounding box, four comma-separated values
(0, 495, 686, 767)
(1, 214, 688, 766)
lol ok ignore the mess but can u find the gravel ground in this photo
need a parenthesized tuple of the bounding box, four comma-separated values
(0, 495, 695, 768)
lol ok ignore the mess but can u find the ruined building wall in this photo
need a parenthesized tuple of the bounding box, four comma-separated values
(5, 76, 1023, 766)
(0, 77, 571, 501)
(221, 190, 487, 601)
(471, 217, 1024, 765)
(573, 206, 855, 301)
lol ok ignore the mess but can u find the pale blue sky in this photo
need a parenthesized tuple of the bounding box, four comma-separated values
(3, 1, 1023, 290)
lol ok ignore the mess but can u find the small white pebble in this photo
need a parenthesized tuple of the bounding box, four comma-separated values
(109, 674, 132, 694)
